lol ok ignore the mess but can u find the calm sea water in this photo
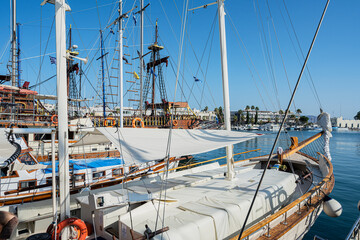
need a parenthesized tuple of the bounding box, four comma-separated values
(193, 130, 360, 239)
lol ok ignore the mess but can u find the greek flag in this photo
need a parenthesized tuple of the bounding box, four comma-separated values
(133, 15, 137, 26)
(194, 76, 201, 82)
(150, 68, 157, 77)
(49, 56, 56, 64)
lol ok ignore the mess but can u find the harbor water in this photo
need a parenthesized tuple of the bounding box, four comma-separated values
(194, 130, 360, 239)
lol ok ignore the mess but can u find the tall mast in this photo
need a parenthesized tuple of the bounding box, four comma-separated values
(16, 23, 21, 87)
(119, 0, 124, 128)
(100, 30, 106, 118)
(139, 0, 144, 116)
(217, 0, 234, 180)
(11, 0, 16, 87)
(151, 21, 158, 115)
(55, 0, 70, 220)
(67, 25, 71, 98)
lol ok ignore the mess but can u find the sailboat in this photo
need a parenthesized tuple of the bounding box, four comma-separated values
(6, 0, 340, 239)
(0, 0, 187, 207)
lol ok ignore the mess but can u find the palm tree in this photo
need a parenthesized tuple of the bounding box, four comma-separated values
(279, 109, 284, 114)
(237, 110, 243, 124)
(251, 105, 255, 110)
(255, 106, 259, 111)
(296, 109, 302, 115)
(241, 115, 246, 124)
(203, 106, 208, 112)
(245, 105, 250, 110)
(217, 106, 224, 123)
(233, 115, 238, 125)
(299, 116, 309, 124)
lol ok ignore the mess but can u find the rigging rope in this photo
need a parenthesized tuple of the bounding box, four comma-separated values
(156, 0, 218, 110)
(282, 0, 323, 109)
(35, 16, 55, 94)
(237, 1, 329, 238)
(254, 0, 281, 110)
(265, 0, 298, 112)
(226, 8, 271, 111)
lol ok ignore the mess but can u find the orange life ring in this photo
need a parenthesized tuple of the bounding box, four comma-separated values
(104, 117, 116, 127)
(173, 120, 178, 126)
(132, 118, 144, 128)
(51, 115, 58, 124)
(52, 218, 88, 240)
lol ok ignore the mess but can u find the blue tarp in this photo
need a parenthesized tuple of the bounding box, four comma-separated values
(42, 157, 124, 174)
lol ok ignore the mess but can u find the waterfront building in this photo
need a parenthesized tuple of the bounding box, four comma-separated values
(331, 116, 360, 129)
(230, 110, 299, 125)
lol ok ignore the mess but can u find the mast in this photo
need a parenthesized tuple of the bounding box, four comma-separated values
(11, 0, 16, 87)
(16, 23, 21, 87)
(55, 0, 70, 220)
(100, 30, 106, 118)
(217, 0, 234, 180)
(151, 21, 158, 115)
(139, 0, 144, 116)
(67, 25, 71, 101)
(119, 0, 124, 128)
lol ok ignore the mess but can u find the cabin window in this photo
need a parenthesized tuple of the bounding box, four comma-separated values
(93, 171, 105, 180)
(46, 176, 59, 185)
(19, 180, 37, 189)
(1, 167, 9, 177)
(18, 153, 37, 165)
(68, 131, 75, 140)
(105, 147, 110, 151)
(112, 168, 123, 177)
(0, 168, 18, 178)
(73, 173, 85, 182)
(46, 177, 52, 185)
(92, 148, 98, 152)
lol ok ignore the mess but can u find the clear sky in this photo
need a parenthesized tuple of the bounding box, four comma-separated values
(0, 0, 359, 119)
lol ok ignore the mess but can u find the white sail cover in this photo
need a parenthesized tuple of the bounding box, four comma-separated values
(0, 129, 16, 164)
(86, 128, 259, 164)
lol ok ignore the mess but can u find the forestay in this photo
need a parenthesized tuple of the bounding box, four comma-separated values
(76, 128, 258, 164)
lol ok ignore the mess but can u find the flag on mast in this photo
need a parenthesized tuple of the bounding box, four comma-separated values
(133, 15, 137, 26)
(49, 56, 56, 64)
(150, 69, 157, 77)
(133, 71, 140, 79)
(194, 76, 201, 82)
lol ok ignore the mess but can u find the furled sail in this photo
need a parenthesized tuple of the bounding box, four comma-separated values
(75, 128, 259, 164)
(0, 129, 21, 167)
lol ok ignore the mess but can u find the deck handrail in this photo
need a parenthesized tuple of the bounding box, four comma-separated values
(236, 136, 334, 239)
(346, 215, 360, 240)
(280, 131, 323, 164)
(157, 148, 261, 173)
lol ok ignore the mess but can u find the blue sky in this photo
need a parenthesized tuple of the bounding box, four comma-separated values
(0, 0, 359, 119)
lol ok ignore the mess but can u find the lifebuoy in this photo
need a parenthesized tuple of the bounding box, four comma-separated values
(50, 218, 88, 240)
(51, 115, 58, 124)
(104, 117, 116, 127)
(173, 120, 178, 126)
(132, 118, 144, 128)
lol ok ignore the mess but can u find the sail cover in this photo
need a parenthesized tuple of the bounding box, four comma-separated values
(0, 129, 16, 165)
(77, 128, 259, 164)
